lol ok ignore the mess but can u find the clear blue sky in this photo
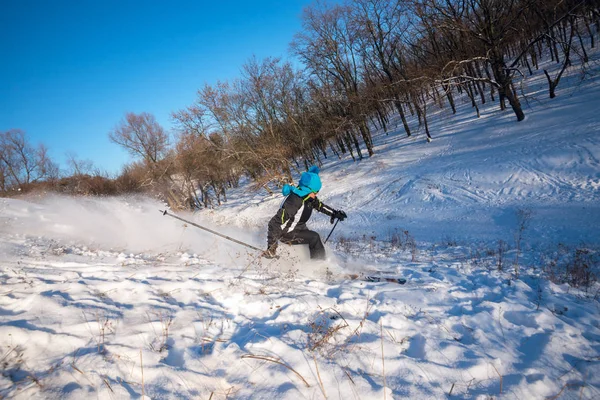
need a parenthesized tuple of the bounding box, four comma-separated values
(1, 0, 313, 175)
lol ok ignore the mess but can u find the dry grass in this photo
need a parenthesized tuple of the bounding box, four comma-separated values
(306, 305, 358, 359)
(241, 354, 310, 388)
(380, 320, 387, 400)
(491, 363, 503, 394)
(147, 311, 174, 352)
(313, 354, 327, 399)
(0, 343, 44, 395)
(543, 245, 599, 289)
(83, 311, 116, 355)
(140, 349, 145, 398)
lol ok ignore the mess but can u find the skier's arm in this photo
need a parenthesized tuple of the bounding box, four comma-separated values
(313, 197, 347, 221)
(312, 197, 335, 217)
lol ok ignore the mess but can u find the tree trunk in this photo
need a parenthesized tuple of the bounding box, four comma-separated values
(220, 184, 227, 203)
(344, 133, 356, 162)
(466, 81, 477, 108)
(551, 30, 561, 63)
(471, 63, 486, 104)
(406, 96, 415, 116)
(359, 121, 374, 157)
(536, 40, 544, 59)
(348, 130, 362, 160)
(319, 139, 328, 158)
(211, 182, 221, 205)
(525, 57, 533, 76)
(432, 85, 443, 108)
(530, 48, 539, 70)
(330, 142, 341, 159)
(584, 15, 595, 48)
(546, 37, 556, 62)
(413, 94, 423, 126)
(503, 84, 525, 120)
(491, 55, 525, 121)
(575, 25, 589, 63)
(198, 185, 209, 208)
(465, 83, 480, 118)
(543, 22, 575, 99)
(377, 108, 388, 134)
(442, 82, 456, 114)
(312, 147, 322, 165)
(337, 136, 347, 154)
(420, 92, 433, 143)
(394, 98, 412, 137)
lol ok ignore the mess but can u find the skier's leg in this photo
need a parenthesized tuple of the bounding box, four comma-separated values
(281, 229, 325, 260)
(305, 230, 326, 259)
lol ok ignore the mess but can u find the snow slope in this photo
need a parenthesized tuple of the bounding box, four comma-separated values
(1, 51, 599, 399)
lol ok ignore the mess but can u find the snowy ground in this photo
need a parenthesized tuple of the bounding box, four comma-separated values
(2, 53, 600, 399)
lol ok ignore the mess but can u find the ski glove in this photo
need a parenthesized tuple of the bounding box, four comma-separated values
(262, 243, 278, 259)
(332, 210, 347, 222)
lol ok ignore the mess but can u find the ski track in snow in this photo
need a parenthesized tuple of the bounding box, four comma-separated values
(1, 48, 600, 400)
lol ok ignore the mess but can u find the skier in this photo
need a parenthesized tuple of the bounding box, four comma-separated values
(263, 166, 347, 260)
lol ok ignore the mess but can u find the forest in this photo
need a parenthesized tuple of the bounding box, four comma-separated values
(2, 0, 599, 209)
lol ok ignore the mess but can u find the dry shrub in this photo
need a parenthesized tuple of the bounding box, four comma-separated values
(114, 161, 150, 193)
(544, 245, 598, 288)
(564, 248, 598, 288)
(335, 235, 354, 253)
(55, 175, 118, 195)
(0, 343, 42, 392)
(308, 309, 350, 358)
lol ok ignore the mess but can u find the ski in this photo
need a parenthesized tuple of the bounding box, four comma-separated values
(346, 274, 407, 284)
(364, 275, 407, 284)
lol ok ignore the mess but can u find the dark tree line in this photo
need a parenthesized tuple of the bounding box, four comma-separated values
(160, 0, 598, 209)
(4, 0, 598, 207)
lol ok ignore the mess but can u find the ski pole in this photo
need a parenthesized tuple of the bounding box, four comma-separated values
(324, 219, 340, 244)
(159, 210, 263, 252)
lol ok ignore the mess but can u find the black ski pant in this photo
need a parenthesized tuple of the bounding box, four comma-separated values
(280, 227, 326, 260)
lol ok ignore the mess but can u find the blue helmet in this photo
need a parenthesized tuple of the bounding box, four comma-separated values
(285, 165, 322, 197)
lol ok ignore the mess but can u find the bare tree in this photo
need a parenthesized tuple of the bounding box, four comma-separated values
(0, 129, 58, 191)
(165, 0, 599, 199)
(292, 2, 375, 155)
(0, 161, 7, 192)
(65, 151, 95, 176)
(350, 0, 414, 136)
(543, 17, 576, 98)
(109, 112, 169, 164)
(409, 0, 530, 121)
(174, 60, 301, 189)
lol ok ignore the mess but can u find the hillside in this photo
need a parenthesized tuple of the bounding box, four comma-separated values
(1, 48, 599, 399)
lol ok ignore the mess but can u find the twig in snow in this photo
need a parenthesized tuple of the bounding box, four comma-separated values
(71, 361, 84, 375)
(0, 346, 16, 364)
(102, 376, 114, 393)
(140, 349, 145, 398)
(466, 378, 475, 392)
(241, 354, 310, 387)
(343, 368, 355, 385)
(313, 354, 327, 399)
(381, 319, 387, 400)
(548, 382, 584, 400)
(491, 363, 503, 394)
